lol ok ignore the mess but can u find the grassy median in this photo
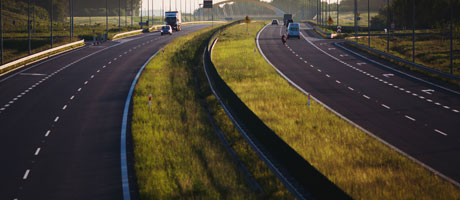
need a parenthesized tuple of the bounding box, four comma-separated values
(131, 25, 291, 199)
(211, 21, 460, 200)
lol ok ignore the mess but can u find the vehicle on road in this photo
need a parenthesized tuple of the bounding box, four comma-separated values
(281, 34, 287, 44)
(165, 11, 182, 31)
(272, 19, 279, 25)
(283, 14, 293, 26)
(160, 25, 173, 35)
(287, 23, 300, 39)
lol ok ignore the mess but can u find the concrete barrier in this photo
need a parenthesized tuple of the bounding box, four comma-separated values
(0, 40, 85, 75)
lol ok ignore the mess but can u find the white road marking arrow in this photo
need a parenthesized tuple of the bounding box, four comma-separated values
(422, 89, 435, 95)
(383, 74, 394, 78)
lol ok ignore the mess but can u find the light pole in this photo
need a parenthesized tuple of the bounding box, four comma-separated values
(450, 0, 453, 74)
(28, 0, 31, 55)
(0, 0, 3, 64)
(368, 0, 370, 47)
(386, 0, 390, 52)
(118, 0, 121, 31)
(412, 0, 415, 63)
(337, 0, 339, 27)
(51, 0, 53, 48)
(131, 0, 134, 30)
(106, 0, 108, 35)
(354, 0, 357, 41)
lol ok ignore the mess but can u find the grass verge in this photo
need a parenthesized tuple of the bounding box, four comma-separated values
(131, 24, 291, 199)
(211, 21, 460, 200)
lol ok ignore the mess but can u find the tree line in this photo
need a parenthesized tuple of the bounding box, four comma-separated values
(2, 0, 140, 21)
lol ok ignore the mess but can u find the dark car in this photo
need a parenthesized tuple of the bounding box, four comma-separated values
(272, 19, 279, 25)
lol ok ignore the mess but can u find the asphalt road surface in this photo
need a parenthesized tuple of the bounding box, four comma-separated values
(0, 24, 209, 200)
(258, 23, 460, 186)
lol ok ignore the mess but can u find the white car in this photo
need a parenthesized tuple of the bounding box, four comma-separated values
(160, 25, 172, 35)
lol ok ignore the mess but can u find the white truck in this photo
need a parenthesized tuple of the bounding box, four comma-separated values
(165, 11, 182, 31)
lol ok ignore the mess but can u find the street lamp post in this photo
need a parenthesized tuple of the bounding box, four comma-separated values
(368, 0, 370, 47)
(51, 0, 53, 48)
(387, 0, 390, 52)
(450, 0, 453, 74)
(0, 0, 3, 64)
(28, 0, 31, 55)
(106, 0, 108, 35)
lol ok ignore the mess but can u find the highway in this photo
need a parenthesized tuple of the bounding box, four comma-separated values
(0, 24, 209, 200)
(257, 23, 460, 186)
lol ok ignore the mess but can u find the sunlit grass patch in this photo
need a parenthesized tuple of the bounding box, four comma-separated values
(212, 21, 460, 200)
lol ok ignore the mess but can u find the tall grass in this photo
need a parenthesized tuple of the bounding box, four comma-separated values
(211, 21, 460, 200)
(132, 25, 292, 199)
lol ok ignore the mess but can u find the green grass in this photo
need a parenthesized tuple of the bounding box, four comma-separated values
(131, 24, 292, 199)
(354, 36, 460, 76)
(211, 21, 460, 200)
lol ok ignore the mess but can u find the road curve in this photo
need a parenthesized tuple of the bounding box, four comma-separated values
(257, 23, 460, 186)
(0, 24, 210, 200)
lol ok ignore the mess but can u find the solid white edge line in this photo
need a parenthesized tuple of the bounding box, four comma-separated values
(121, 50, 159, 200)
(258, 23, 460, 188)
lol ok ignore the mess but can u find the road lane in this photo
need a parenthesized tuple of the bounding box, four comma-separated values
(0, 24, 210, 200)
(258, 23, 460, 185)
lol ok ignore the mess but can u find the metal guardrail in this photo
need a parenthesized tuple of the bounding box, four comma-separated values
(0, 40, 85, 75)
(203, 22, 350, 200)
(338, 40, 460, 81)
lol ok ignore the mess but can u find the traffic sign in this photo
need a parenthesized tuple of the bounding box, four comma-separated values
(337, 25, 342, 33)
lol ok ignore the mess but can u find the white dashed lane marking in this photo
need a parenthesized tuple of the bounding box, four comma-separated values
(45, 130, 51, 137)
(405, 115, 416, 121)
(435, 129, 448, 136)
(381, 104, 391, 109)
(62, 105, 67, 110)
(363, 95, 371, 99)
(23, 170, 30, 180)
(54, 117, 60, 122)
(34, 148, 41, 156)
